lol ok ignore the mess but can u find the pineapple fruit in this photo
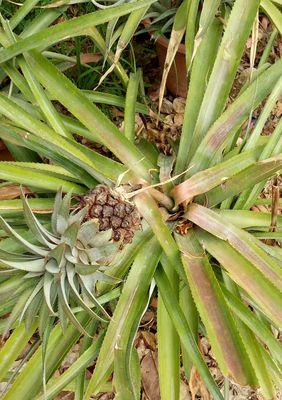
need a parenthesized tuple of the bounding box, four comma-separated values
(80, 184, 141, 245)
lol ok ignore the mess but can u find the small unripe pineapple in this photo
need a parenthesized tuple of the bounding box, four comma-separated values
(80, 184, 141, 245)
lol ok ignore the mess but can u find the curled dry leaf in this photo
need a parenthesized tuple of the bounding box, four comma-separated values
(0, 184, 30, 200)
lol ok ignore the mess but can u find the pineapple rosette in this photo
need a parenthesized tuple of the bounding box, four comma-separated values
(0, 186, 141, 335)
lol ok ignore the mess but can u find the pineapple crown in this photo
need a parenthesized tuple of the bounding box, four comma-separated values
(0, 188, 120, 336)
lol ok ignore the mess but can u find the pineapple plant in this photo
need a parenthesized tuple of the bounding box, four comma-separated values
(0, 0, 281, 399)
(0, 188, 123, 337)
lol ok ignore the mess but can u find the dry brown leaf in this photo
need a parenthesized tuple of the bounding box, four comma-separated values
(141, 331, 156, 351)
(54, 391, 74, 400)
(0, 140, 5, 150)
(135, 332, 148, 360)
(189, 366, 211, 400)
(158, 25, 186, 113)
(0, 146, 13, 161)
(173, 97, 185, 114)
(160, 98, 174, 114)
(174, 113, 184, 127)
(0, 184, 30, 200)
(79, 53, 102, 64)
(180, 379, 191, 400)
(141, 351, 160, 400)
(140, 310, 155, 325)
(151, 297, 158, 309)
(274, 100, 282, 118)
(60, 344, 80, 372)
(163, 114, 174, 127)
(93, 393, 114, 400)
(251, 205, 270, 213)
(246, 37, 253, 49)
(261, 16, 269, 31)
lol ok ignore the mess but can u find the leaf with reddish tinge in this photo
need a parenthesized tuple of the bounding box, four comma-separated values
(173, 149, 270, 204)
(202, 155, 282, 207)
(185, 203, 282, 290)
(187, 58, 282, 177)
(196, 228, 282, 328)
(176, 231, 256, 387)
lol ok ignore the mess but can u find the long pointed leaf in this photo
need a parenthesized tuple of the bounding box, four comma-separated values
(196, 228, 282, 328)
(221, 285, 282, 364)
(187, 58, 282, 176)
(2, 313, 91, 400)
(24, 50, 153, 181)
(155, 265, 223, 400)
(0, 1, 157, 63)
(186, 204, 282, 289)
(176, 230, 256, 386)
(35, 330, 104, 400)
(84, 237, 161, 398)
(0, 321, 37, 382)
(203, 154, 282, 206)
(174, 148, 265, 204)
(0, 216, 47, 256)
(58, 272, 90, 337)
(66, 265, 107, 323)
(187, 0, 260, 162)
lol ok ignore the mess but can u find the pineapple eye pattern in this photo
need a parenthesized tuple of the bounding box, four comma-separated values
(0, 187, 137, 336)
(80, 184, 141, 246)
